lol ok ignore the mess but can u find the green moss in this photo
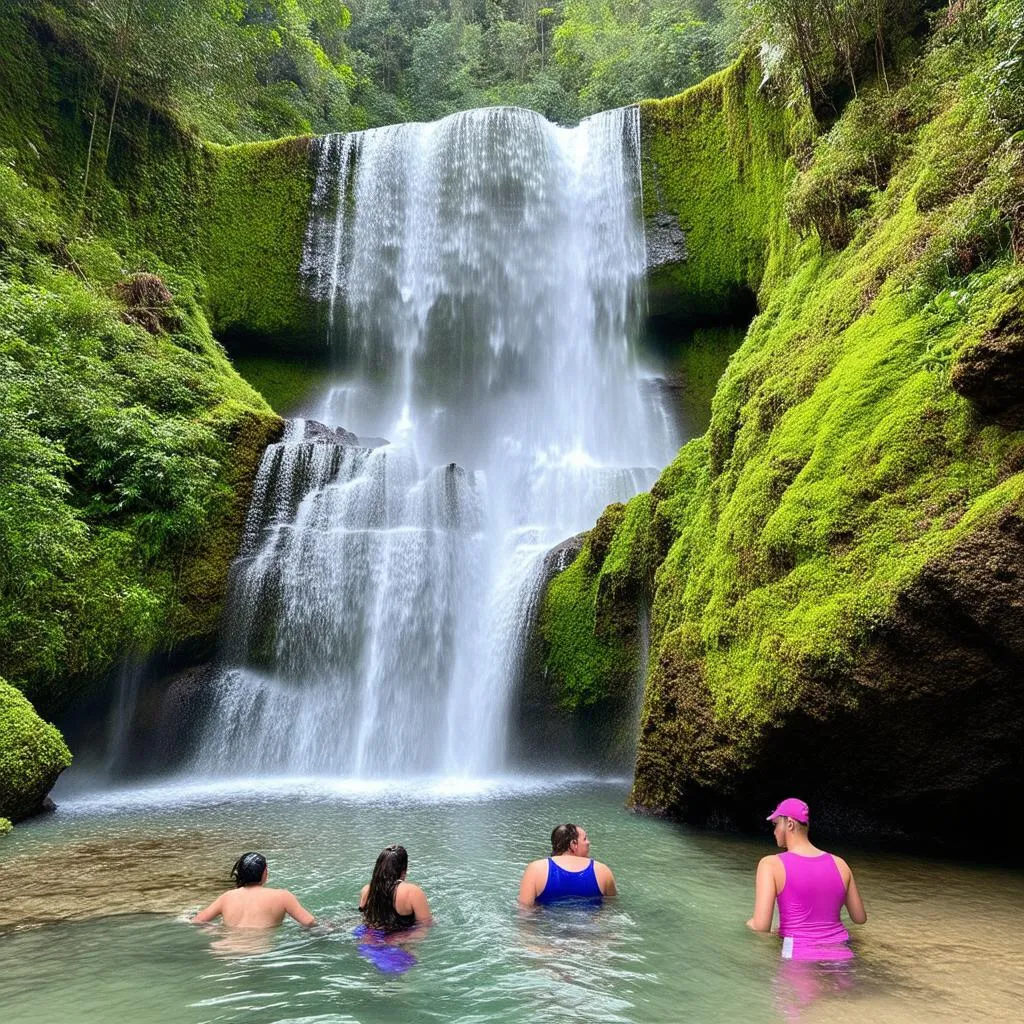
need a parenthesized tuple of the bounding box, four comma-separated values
(203, 138, 318, 349)
(232, 354, 327, 414)
(0, 817, 11, 836)
(640, 55, 801, 321)
(538, 494, 656, 711)
(0, 678, 71, 822)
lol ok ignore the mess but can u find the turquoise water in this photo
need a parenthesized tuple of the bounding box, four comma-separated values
(1, 779, 1022, 1023)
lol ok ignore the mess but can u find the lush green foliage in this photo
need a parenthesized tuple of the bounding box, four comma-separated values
(0, 39, 283, 709)
(17, 1, 741, 133)
(34, 0, 361, 143)
(343, 0, 740, 124)
(0, 678, 72, 822)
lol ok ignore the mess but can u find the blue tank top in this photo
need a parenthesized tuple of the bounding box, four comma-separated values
(535, 858, 603, 903)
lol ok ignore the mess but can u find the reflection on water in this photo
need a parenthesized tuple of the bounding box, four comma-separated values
(1, 781, 1022, 1023)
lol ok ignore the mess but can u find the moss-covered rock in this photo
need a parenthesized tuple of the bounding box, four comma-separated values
(0, 679, 72, 822)
(640, 54, 801, 322)
(543, 29, 1024, 845)
(203, 137, 319, 351)
(0, 817, 11, 836)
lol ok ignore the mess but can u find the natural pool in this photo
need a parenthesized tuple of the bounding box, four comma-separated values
(1, 779, 1022, 1024)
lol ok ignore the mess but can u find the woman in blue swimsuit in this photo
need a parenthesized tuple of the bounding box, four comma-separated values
(518, 824, 618, 906)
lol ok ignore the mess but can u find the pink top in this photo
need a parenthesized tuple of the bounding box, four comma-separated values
(777, 852, 852, 961)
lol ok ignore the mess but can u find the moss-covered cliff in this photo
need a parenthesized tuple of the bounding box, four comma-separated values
(537, 24, 1024, 843)
(0, 8, 314, 722)
(641, 57, 800, 322)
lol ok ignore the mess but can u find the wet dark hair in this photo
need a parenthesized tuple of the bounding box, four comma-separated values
(231, 852, 267, 887)
(551, 824, 580, 855)
(362, 844, 409, 930)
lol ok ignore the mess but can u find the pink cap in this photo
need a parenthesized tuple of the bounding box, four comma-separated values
(767, 798, 809, 823)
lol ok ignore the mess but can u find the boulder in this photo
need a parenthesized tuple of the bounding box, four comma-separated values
(0, 679, 72, 822)
(300, 419, 360, 446)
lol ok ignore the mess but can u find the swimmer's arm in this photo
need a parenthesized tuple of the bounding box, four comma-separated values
(517, 861, 543, 908)
(408, 883, 433, 925)
(838, 860, 867, 924)
(746, 856, 777, 932)
(597, 862, 618, 898)
(358, 883, 369, 912)
(192, 894, 224, 924)
(284, 891, 317, 927)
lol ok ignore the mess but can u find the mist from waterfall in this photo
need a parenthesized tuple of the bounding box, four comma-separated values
(189, 105, 676, 778)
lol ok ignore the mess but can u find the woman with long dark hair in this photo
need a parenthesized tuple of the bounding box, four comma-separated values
(359, 844, 432, 931)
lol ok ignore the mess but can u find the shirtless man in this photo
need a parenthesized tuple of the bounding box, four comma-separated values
(518, 824, 617, 907)
(193, 852, 316, 928)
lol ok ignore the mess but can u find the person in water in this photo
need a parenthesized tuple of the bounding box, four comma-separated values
(359, 844, 433, 931)
(746, 798, 867, 960)
(518, 823, 617, 906)
(192, 852, 316, 928)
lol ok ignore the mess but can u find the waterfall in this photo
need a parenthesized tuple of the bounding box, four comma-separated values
(191, 106, 676, 778)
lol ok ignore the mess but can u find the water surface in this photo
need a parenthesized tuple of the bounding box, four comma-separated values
(2, 781, 1021, 1023)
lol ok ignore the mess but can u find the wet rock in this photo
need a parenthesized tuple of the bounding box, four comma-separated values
(645, 211, 688, 270)
(542, 532, 587, 577)
(300, 419, 360, 446)
(950, 305, 1024, 426)
(632, 510, 1024, 850)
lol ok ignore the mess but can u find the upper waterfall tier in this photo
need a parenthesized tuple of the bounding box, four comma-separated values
(300, 106, 667, 473)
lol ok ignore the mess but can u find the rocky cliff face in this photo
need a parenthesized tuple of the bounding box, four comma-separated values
(537, 41, 1024, 848)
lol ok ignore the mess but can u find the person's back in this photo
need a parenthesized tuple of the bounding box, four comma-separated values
(213, 883, 310, 928)
(747, 799, 865, 961)
(776, 850, 851, 959)
(193, 852, 316, 929)
(359, 844, 432, 933)
(518, 824, 617, 907)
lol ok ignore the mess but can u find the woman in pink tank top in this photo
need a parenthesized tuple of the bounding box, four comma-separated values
(746, 798, 867, 960)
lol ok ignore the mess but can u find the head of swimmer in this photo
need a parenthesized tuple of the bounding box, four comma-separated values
(231, 851, 268, 887)
(371, 844, 409, 889)
(770, 815, 809, 849)
(551, 823, 590, 857)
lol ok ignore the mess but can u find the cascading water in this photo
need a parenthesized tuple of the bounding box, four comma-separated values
(189, 106, 676, 778)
